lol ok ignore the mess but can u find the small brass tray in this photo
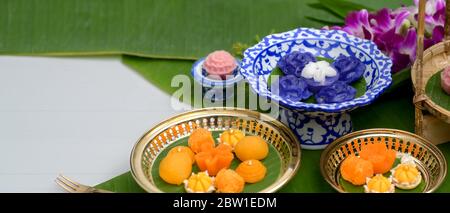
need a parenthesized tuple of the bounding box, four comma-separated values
(130, 107, 301, 193)
(320, 129, 447, 193)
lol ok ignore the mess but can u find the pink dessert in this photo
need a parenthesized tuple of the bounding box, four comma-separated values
(203, 50, 237, 80)
(441, 67, 450, 95)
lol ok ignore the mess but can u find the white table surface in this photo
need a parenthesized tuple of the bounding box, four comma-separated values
(0, 56, 189, 192)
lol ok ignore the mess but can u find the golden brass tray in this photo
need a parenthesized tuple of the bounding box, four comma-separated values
(321, 128, 447, 193)
(130, 107, 301, 193)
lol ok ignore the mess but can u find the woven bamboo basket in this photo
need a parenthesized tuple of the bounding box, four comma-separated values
(412, 0, 450, 144)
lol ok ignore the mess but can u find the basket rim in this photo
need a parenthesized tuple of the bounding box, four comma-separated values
(320, 128, 447, 193)
(130, 107, 302, 193)
(411, 40, 450, 121)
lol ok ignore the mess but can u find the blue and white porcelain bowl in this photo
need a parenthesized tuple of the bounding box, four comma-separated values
(191, 58, 243, 102)
(240, 28, 392, 150)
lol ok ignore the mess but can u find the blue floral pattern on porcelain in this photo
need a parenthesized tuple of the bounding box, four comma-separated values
(279, 109, 352, 150)
(240, 28, 392, 149)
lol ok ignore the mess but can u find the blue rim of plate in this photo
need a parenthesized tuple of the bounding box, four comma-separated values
(191, 58, 243, 88)
(239, 28, 393, 113)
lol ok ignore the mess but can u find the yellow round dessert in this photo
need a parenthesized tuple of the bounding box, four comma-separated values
(364, 174, 395, 193)
(234, 136, 268, 161)
(220, 129, 245, 148)
(159, 152, 192, 185)
(236, 160, 267, 183)
(168, 146, 195, 164)
(391, 163, 422, 190)
(184, 171, 215, 193)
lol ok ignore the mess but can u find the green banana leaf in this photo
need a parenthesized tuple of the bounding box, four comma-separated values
(317, 0, 374, 19)
(426, 71, 450, 111)
(94, 56, 450, 192)
(0, 0, 410, 59)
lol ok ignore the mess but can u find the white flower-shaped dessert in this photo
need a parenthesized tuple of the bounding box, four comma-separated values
(391, 162, 422, 190)
(184, 171, 215, 193)
(400, 153, 416, 165)
(301, 61, 337, 85)
(364, 174, 395, 193)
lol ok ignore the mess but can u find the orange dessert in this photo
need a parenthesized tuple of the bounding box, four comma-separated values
(168, 146, 195, 164)
(236, 160, 267, 183)
(220, 129, 245, 148)
(340, 155, 374, 185)
(215, 169, 245, 193)
(159, 152, 192, 185)
(188, 128, 215, 153)
(359, 142, 396, 174)
(195, 144, 234, 176)
(234, 136, 269, 161)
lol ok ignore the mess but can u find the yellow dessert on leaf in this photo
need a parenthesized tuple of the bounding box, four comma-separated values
(168, 146, 195, 164)
(159, 152, 192, 185)
(219, 129, 245, 148)
(236, 160, 267, 183)
(364, 174, 395, 193)
(391, 163, 422, 190)
(234, 136, 268, 161)
(215, 169, 245, 193)
(184, 171, 215, 193)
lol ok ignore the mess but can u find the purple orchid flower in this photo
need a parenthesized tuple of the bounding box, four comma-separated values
(414, 0, 446, 28)
(325, 0, 445, 73)
(370, 8, 411, 35)
(341, 9, 373, 40)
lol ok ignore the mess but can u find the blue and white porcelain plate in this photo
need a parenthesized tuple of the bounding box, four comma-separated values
(240, 28, 393, 149)
(240, 28, 392, 113)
